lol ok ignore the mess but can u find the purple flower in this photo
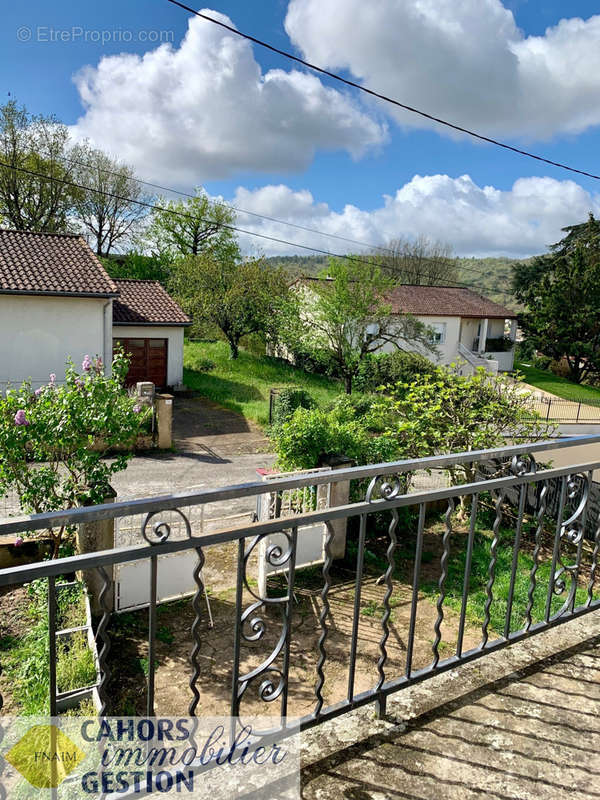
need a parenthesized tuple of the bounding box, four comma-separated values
(133, 405, 141, 414)
(82, 355, 92, 372)
(95, 357, 103, 375)
(34, 387, 43, 397)
(14, 409, 29, 426)
(49, 373, 56, 386)
(14, 537, 23, 547)
(74, 377, 84, 390)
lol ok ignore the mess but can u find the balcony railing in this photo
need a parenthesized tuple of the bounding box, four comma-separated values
(1, 435, 599, 741)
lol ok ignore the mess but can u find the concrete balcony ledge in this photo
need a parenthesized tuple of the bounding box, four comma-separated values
(301, 611, 600, 799)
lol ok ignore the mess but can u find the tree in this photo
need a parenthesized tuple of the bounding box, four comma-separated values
(0, 99, 77, 232)
(513, 214, 600, 384)
(0, 351, 150, 557)
(283, 259, 436, 393)
(101, 250, 172, 285)
(170, 251, 289, 358)
(370, 367, 553, 516)
(71, 144, 149, 255)
(376, 235, 458, 285)
(145, 190, 239, 261)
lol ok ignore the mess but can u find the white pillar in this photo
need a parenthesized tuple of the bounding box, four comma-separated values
(509, 318, 517, 341)
(479, 318, 489, 354)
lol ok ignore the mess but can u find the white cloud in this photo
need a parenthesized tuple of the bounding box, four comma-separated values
(285, 0, 600, 139)
(70, 9, 387, 183)
(230, 175, 600, 258)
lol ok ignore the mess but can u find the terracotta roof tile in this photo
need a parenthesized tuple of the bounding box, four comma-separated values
(385, 285, 517, 318)
(0, 229, 118, 296)
(297, 278, 516, 319)
(112, 279, 191, 326)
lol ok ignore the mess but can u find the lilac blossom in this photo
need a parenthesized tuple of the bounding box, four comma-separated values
(133, 405, 141, 414)
(82, 355, 92, 372)
(14, 537, 23, 547)
(14, 409, 29, 426)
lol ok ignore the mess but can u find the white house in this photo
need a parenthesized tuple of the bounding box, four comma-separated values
(381, 284, 518, 373)
(0, 229, 190, 390)
(294, 279, 518, 374)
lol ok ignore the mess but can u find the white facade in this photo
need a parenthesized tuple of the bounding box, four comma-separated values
(112, 325, 185, 386)
(0, 294, 112, 390)
(373, 314, 514, 372)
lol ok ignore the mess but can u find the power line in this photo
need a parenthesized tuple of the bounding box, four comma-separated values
(0, 157, 514, 300)
(167, 0, 600, 183)
(49, 146, 515, 286)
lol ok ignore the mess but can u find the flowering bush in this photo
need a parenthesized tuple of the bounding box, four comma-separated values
(0, 350, 151, 556)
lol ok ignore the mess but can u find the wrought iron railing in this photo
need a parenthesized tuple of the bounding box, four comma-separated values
(0, 435, 600, 734)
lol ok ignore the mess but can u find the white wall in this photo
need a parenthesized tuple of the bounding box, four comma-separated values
(0, 294, 108, 389)
(112, 325, 185, 386)
(376, 315, 462, 366)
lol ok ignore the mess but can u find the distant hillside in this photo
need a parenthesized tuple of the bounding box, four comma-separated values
(265, 254, 529, 310)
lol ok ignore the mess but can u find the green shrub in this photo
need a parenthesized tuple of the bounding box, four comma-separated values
(270, 387, 315, 427)
(271, 402, 405, 471)
(532, 353, 552, 370)
(353, 351, 436, 393)
(515, 340, 536, 362)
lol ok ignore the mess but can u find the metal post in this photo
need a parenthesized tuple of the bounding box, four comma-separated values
(48, 576, 57, 718)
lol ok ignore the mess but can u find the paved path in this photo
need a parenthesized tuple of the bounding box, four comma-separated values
(112, 397, 275, 505)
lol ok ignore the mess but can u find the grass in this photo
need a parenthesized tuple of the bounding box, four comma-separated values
(420, 522, 589, 635)
(516, 361, 600, 405)
(0, 580, 96, 714)
(184, 340, 343, 426)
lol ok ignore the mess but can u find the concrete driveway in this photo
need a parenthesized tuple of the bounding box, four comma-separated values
(112, 397, 275, 503)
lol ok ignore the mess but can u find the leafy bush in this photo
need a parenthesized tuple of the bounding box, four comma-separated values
(288, 346, 340, 378)
(532, 353, 553, 370)
(515, 339, 536, 362)
(270, 387, 315, 428)
(353, 351, 437, 393)
(0, 350, 150, 555)
(271, 399, 405, 471)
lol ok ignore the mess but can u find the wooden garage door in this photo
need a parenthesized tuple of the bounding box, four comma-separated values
(114, 338, 168, 388)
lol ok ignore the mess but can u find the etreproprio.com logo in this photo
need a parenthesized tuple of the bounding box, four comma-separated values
(1, 716, 300, 799)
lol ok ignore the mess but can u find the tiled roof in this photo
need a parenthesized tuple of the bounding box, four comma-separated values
(385, 285, 517, 319)
(297, 278, 516, 319)
(112, 279, 191, 326)
(0, 229, 118, 296)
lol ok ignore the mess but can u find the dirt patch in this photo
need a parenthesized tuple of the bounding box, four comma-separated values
(104, 556, 482, 718)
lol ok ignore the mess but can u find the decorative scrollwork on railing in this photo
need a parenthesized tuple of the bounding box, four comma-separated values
(96, 566, 112, 716)
(481, 491, 504, 648)
(234, 529, 295, 720)
(314, 522, 334, 717)
(376, 508, 398, 692)
(141, 508, 192, 544)
(365, 474, 406, 503)
(188, 546, 205, 716)
(550, 472, 590, 619)
(431, 498, 453, 668)
(510, 454, 537, 477)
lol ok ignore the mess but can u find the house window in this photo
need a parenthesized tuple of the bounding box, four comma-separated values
(429, 323, 446, 345)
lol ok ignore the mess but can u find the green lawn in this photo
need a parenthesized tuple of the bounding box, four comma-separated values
(184, 340, 344, 426)
(515, 361, 600, 405)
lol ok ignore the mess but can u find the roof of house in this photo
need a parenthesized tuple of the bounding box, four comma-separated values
(0, 229, 118, 297)
(385, 285, 517, 319)
(112, 279, 191, 326)
(296, 278, 516, 319)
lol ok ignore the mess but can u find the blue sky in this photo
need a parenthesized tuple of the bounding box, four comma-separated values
(2, 0, 600, 257)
